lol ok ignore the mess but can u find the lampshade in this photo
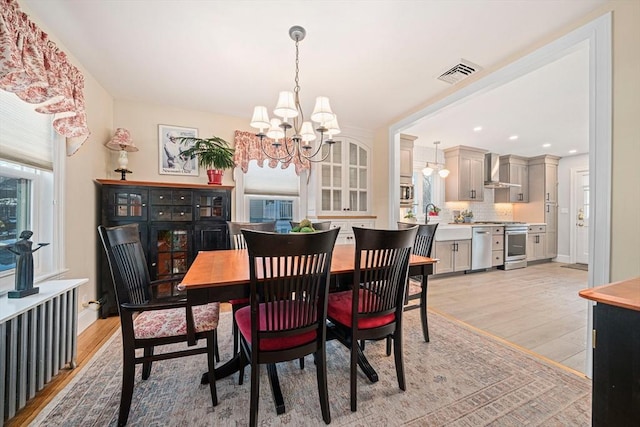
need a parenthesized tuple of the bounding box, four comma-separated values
(422, 166, 434, 176)
(267, 118, 285, 140)
(325, 117, 341, 137)
(311, 96, 334, 124)
(250, 106, 270, 132)
(300, 121, 316, 143)
(274, 91, 298, 120)
(438, 168, 450, 178)
(105, 128, 138, 152)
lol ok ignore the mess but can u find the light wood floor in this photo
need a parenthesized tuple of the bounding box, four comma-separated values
(425, 261, 589, 374)
(8, 264, 587, 425)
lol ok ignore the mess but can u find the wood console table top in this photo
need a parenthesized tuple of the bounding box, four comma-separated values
(96, 179, 234, 190)
(579, 276, 640, 312)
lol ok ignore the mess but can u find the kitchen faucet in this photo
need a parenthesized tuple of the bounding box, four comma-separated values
(425, 203, 436, 224)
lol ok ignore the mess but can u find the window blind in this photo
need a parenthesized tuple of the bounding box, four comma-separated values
(0, 90, 54, 170)
(244, 161, 300, 196)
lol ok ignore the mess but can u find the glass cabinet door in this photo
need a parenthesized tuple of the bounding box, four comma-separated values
(195, 190, 230, 220)
(348, 142, 368, 212)
(149, 225, 192, 297)
(319, 138, 369, 214)
(320, 141, 343, 213)
(106, 188, 148, 220)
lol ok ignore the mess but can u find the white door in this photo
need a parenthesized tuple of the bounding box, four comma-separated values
(575, 170, 589, 264)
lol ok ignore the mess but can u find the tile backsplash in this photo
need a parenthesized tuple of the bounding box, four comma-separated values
(442, 188, 513, 222)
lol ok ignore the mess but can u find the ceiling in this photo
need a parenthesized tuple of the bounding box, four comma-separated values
(23, 0, 604, 157)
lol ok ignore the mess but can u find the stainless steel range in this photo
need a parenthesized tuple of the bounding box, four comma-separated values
(501, 223, 528, 270)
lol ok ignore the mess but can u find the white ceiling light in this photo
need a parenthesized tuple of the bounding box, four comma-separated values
(509, 135, 519, 140)
(422, 141, 449, 178)
(473, 126, 482, 132)
(542, 143, 551, 148)
(250, 25, 339, 163)
(569, 149, 577, 154)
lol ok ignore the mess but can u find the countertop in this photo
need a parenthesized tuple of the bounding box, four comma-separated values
(579, 276, 640, 312)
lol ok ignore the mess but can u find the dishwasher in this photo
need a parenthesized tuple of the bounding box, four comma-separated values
(471, 226, 493, 270)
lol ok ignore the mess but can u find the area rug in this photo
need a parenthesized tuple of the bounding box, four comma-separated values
(561, 263, 589, 271)
(30, 309, 591, 426)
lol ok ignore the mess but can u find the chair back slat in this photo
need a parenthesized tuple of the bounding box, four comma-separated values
(98, 224, 152, 308)
(227, 221, 277, 249)
(398, 222, 438, 257)
(243, 228, 339, 341)
(353, 227, 417, 319)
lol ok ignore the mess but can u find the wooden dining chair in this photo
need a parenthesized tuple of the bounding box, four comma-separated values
(396, 222, 439, 343)
(289, 220, 332, 231)
(98, 223, 220, 426)
(226, 221, 277, 355)
(236, 228, 339, 426)
(326, 226, 417, 412)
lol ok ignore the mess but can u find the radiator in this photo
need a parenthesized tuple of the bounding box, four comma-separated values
(1, 279, 86, 423)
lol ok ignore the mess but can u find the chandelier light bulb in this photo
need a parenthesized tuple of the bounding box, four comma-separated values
(422, 165, 434, 176)
(438, 168, 450, 178)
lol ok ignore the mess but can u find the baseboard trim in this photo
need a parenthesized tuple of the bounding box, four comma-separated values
(555, 254, 571, 264)
(77, 307, 99, 334)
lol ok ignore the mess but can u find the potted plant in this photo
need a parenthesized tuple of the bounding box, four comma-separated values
(403, 209, 417, 222)
(461, 209, 474, 223)
(427, 205, 441, 217)
(178, 136, 235, 185)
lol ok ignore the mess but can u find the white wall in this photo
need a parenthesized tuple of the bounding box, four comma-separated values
(557, 154, 589, 261)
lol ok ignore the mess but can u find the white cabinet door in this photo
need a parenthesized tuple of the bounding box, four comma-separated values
(434, 241, 454, 274)
(319, 138, 370, 215)
(454, 239, 472, 271)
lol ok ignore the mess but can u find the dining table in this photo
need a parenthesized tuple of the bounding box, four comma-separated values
(178, 244, 436, 414)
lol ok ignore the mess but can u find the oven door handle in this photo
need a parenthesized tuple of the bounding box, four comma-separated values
(505, 231, 527, 235)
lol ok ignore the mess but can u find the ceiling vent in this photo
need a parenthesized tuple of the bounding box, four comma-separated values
(437, 59, 482, 84)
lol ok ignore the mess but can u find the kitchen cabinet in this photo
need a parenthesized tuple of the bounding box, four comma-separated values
(444, 146, 487, 202)
(494, 155, 529, 203)
(433, 239, 471, 274)
(400, 134, 416, 181)
(513, 155, 559, 258)
(527, 224, 546, 261)
(491, 226, 504, 267)
(319, 137, 371, 215)
(97, 180, 232, 317)
(320, 217, 376, 245)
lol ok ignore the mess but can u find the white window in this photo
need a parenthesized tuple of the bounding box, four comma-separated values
(235, 160, 307, 233)
(0, 90, 63, 292)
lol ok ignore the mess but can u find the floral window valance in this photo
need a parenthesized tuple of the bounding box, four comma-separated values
(233, 130, 311, 176)
(0, 0, 90, 155)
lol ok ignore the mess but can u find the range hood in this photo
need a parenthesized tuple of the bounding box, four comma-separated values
(484, 153, 521, 189)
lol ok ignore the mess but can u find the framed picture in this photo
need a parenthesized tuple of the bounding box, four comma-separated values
(158, 124, 199, 176)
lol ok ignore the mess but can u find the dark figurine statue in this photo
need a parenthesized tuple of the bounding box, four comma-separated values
(3, 230, 49, 298)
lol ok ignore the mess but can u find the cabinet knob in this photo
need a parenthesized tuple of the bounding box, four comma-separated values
(180, 212, 185, 216)
(159, 211, 164, 215)
(159, 195, 164, 199)
(151, 262, 156, 267)
(142, 203, 146, 207)
(180, 196, 185, 200)
(196, 204, 200, 208)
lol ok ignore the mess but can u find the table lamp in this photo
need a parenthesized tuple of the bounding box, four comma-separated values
(105, 128, 138, 180)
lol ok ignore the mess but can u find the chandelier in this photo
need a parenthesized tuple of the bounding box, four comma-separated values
(249, 25, 340, 163)
(422, 141, 450, 178)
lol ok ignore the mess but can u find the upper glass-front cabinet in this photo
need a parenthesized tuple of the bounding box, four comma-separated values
(319, 138, 370, 215)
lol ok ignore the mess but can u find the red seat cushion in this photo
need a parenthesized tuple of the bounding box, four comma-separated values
(235, 301, 317, 351)
(327, 289, 395, 329)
